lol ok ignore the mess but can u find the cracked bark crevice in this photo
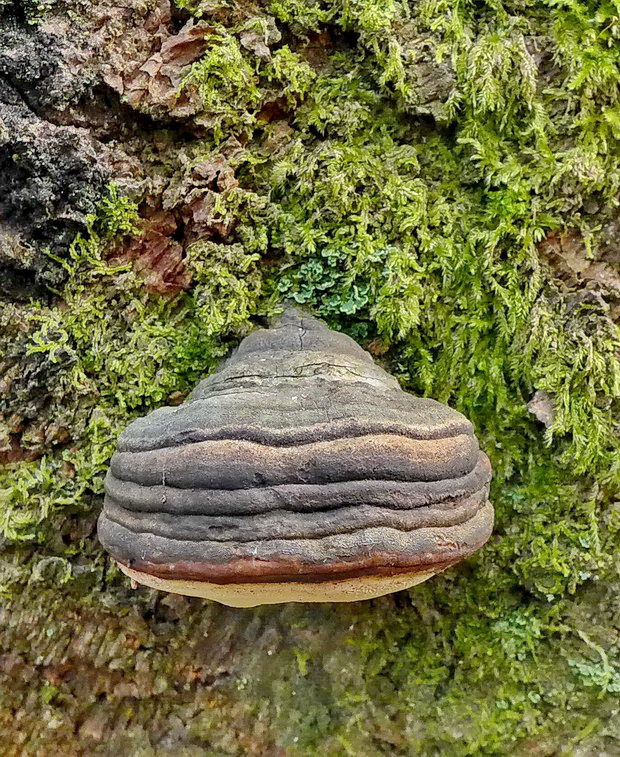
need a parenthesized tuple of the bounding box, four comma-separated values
(0, 8, 138, 299)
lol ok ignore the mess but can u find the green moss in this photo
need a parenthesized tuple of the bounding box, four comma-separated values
(179, 22, 315, 141)
(182, 28, 263, 140)
(265, 46, 316, 102)
(20, 0, 56, 24)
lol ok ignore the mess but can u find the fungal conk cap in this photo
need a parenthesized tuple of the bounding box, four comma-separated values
(98, 308, 493, 606)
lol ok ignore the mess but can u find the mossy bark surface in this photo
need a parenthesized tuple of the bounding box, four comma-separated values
(1, 0, 620, 754)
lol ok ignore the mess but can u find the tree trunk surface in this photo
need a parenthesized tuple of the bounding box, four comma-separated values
(1, 1, 620, 755)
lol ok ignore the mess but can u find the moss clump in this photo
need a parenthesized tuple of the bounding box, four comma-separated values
(179, 21, 315, 141)
(2, 0, 620, 754)
(15, 0, 56, 24)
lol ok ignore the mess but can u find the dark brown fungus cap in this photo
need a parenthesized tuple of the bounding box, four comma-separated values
(97, 308, 493, 606)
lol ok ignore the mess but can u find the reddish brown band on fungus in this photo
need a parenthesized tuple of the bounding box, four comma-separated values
(118, 551, 472, 585)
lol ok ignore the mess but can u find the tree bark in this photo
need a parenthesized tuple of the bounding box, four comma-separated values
(1, 1, 620, 755)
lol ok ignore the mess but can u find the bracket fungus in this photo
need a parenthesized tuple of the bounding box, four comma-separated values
(98, 308, 493, 607)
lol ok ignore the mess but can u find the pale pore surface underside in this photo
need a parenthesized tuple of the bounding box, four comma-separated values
(118, 562, 441, 607)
